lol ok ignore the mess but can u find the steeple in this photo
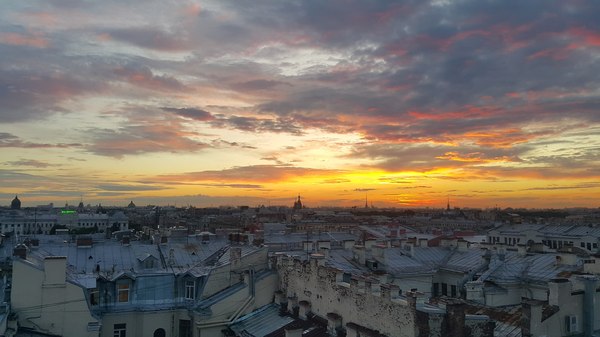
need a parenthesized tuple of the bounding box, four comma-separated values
(446, 196, 450, 211)
(365, 193, 369, 209)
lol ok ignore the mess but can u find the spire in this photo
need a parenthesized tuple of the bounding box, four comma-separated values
(446, 196, 450, 211)
(365, 193, 369, 209)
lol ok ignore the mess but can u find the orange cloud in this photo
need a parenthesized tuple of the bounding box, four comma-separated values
(436, 151, 513, 163)
(409, 105, 495, 121)
(462, 129, 546, 148)
(0, 32, 48, 48)
(157, 165, 344, 184)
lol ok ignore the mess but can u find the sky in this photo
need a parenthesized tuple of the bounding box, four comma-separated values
(1, 0, 599, 209)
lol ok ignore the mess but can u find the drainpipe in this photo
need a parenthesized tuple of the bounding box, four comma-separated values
(579, 275, 599, 337)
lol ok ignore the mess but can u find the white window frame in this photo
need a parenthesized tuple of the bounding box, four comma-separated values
(113, 323, 126, 337)
(117, 282, 130, 303)
(185, 280, 195, 300)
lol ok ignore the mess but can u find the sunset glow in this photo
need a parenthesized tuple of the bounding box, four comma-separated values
(1, 1, 599, 208)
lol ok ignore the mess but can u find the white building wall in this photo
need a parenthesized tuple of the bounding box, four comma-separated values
(11, 258, 100, 337)
(277, 256, 418, 337)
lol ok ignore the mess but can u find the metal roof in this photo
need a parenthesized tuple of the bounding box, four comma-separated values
(229, 304, 294, 337)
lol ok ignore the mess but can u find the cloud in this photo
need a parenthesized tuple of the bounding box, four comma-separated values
(162, 107, 214, 121)
(97, 184, 167, 191)
(354, 188, 375, 192)
(231, 79, 292, 92)
(0, 31, 49, 48)
(157, 165, 343, 184)
(105, 27, 191, 52)
(0, 133, 81, 149)
(85, 106, 210, 157)
(2, 0, 600, 207)
(4, 159, 58, 168)
(113, 65, 187, 92)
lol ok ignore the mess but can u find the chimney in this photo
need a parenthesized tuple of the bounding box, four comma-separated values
(364, 239, 376, 249)
(287, 296, 298, 317)
(352, 245, 366, 265)
(13, 244, 27, 259)
(318, 247, 330, 258)
(457, 239, 469, 252)
(516, 244, 527, 256)
(310, 253, 326, 267)
(317, 240, 331, 250)
(298, 300, 311, 320)
(371, 244, 382, 259)
(548, 278, 571, 306)
(76, 236, 93, 248)
(578, 275, 599, 337)
(327, 312, 343, 334)
(364, 278, 378, 294)
(284, 325, 303, 337)
(303, 241, 314, 252)
(406, 293, 417, 310)
(445, 300, 466, 337)
(43, 256, 67, 285)
(343, 240, 356, 249)
(380, 284, 392, 300)
(230, 247, 242, 268)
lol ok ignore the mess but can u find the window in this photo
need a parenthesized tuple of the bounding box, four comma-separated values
(113, 323, 126, 337)
(594, 243, 598, 249)
(433, 283, 439, 297)
(451, 285, 457, 297)
(90, 288, 99, 306)
(153, 329, 166, 337)
(441, 283, 448, 296)
(179, 320, 191, 337)
(566, 315, 578, 333)
(117, 283, 130, 302)
(185, 280, 195, 300)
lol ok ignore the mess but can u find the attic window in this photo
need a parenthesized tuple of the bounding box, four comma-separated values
(144, 258, 154, 269)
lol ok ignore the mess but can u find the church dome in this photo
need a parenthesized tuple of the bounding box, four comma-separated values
(11, 195, 21, 210)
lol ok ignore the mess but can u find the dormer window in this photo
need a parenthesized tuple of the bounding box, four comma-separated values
(117, 281, 130, 303)
(185, 280, 195, 300)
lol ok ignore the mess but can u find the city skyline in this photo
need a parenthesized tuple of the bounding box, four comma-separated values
(1, 1, 599, 208)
